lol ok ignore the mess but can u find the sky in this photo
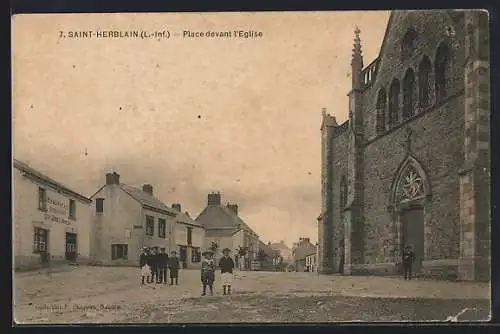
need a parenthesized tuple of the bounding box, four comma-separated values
(12, 11, 390, 248)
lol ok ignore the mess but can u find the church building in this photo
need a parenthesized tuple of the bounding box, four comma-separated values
(318, 10, 490, 281)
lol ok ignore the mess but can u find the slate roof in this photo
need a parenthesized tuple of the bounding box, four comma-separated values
(13, 159, 91, 203)
(195, 205, 258, 237)
(119, 184, 177, 217)
(174, 210, 203, 228)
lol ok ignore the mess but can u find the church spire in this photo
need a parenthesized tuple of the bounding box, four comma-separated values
(351, 26, 364, 89)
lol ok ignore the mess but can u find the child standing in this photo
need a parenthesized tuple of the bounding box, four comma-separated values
(168, 250, 180, 285)
(139, 247, 150, 285)
(201, 250, 215, 296)
(219, 248, 235, 295)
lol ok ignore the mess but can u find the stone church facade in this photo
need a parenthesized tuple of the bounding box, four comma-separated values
(318, 10, 490, 281)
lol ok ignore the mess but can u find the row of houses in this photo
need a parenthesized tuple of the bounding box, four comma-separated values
(291, 237, 318, 272)
(12, 159, 268, 271)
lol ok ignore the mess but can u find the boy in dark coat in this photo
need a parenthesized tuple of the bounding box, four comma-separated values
(146, 248, 155, 283)
(169, 250, 180, 285)
(159, 247, 169, 284)
(153, 247, 163, 283)
(219, 248, 235, 295)
(201, 250, 216, 296)
(402, 245, 416, 280)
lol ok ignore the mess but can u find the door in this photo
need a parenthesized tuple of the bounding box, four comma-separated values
(401, 208, 424, 274)
(65, 233, 77, 261)
(179, 246, 187, 268)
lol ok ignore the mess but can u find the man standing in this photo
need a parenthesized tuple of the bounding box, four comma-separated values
(159, 247, 169, 284)
(219, 248, 235, 295)
(146, 248, 155, 283)
(169, 250, 180, 285)
(402, 245, 416, 280)
(139, 247, 150, 285)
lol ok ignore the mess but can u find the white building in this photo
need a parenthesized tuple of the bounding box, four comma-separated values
(172, 203, 205, 269)
(89, 172, 178, 266)
(13, 159, 92, 270)
(305, 252, 318, 273)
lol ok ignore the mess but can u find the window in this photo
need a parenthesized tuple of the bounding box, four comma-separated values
(158, 218, 166, 238)
(401, 28, 417, 61)
(38, 187, 47, 211)
(389, 79, 400, 127)
(96, 198, 104, 213)
(187, 227, 193, 245)
(191, 247, 201, 263)
(418, 56, 432, 107)
(435, 42, 450, 102)
(33, 227, 48, 253)
(69, 199, 76, 219)
(145, 216, 154, 236)
(111, 244, 128, 260)
(403, 69, 416, 119)
(376, 88, 387, 133)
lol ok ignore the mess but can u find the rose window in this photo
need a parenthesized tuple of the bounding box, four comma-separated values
(400, 166, 424, 200)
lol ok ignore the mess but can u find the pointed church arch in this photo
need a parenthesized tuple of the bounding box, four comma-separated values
(389, 155, 432, 209)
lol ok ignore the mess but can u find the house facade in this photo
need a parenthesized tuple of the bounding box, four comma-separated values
(172, 203, 204, 269)
(89, 172, 178, 266)
(196, 192, 260, 270)
(13, 159, 92, 270)
(318, 10, 490, 281)
(292, 238, 317, 272)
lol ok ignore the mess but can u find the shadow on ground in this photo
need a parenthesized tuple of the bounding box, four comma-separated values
(122, 295, 490, 323)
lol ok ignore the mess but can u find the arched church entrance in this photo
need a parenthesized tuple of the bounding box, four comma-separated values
(389, 155, 431, 276)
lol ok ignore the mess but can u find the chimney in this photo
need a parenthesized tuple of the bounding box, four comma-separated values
(226, 203, 238, 216)
(106, 172, 120, 185)
(172, 203, 182, 212)
(142, 184, 153, 196)
(207, 192, 221, 206)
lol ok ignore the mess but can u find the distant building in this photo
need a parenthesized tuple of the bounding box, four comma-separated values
(196, 192, 260, 270)
(258, 241, 280, 271)
(89, 172, 178, 266)
(305, 244, 319, 273)
(13, 159, 92, 270)
(270, 240, 293, 263)
(171, 203, 205, 269)
(292, 238, 317, 272)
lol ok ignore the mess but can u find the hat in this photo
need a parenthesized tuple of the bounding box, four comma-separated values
(171, 250, 177, 254)
(222, 248, 231, 253)
(160, 247, 166, 250)
(142, 246, 148, 250)
(202, 250, 214, 256)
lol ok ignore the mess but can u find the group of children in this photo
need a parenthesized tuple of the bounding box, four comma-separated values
(200, 247, 235, 296)
(139, 246, 180, 285)
(139, 246, 235, 296)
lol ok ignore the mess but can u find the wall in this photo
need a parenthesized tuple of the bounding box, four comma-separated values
(13, 169, 92, 269)
(330, 129, 349, 272)
(90, 185, 143, 266)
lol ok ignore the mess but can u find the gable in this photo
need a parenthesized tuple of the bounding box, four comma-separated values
(370, 10, 465, 91)
(195, 206, 237, 229)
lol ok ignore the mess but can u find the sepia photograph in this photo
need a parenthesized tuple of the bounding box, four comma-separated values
(12, 9, 491, 324)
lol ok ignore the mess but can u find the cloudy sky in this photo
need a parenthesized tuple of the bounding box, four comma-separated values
(12, 11, 389, 247)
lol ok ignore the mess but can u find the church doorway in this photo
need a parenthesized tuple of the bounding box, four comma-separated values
(400, 208, 424, 274)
